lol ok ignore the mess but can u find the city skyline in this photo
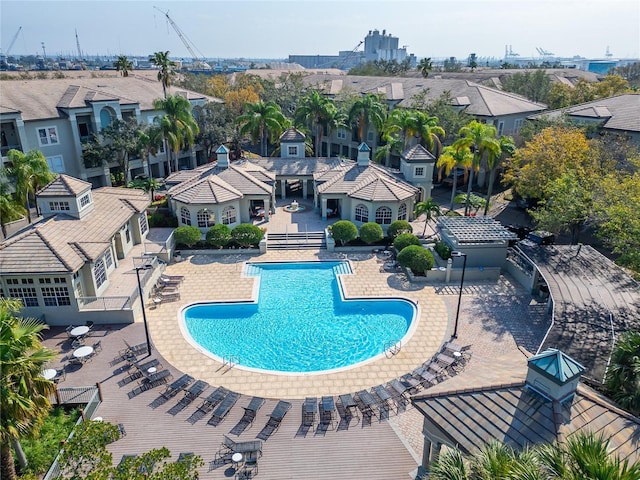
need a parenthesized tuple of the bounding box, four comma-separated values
(2, 0, 639, 61)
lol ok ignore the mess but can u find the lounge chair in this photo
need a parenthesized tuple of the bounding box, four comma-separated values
(385, 380, 410, 410)
(160, 374, 194, 399)
(160, 273, 185, 282)
(371, 385, 394, 415)
(435, 353, 456, 368)
(319, 396, 335, 429)
(140, 368, 172, 385)
(354, 390, 377, 421)
(208, 391, 239, 426)
(186, 387, 229, 424)
(337, 393, 359, 421)
(121, 340, 148, 358)
(153, 290, 181, 303)
(230, 396, 265, 436)
(256, 400, 291, 440)
(412, 365, 437, 387)
(399, 373, 422, 394)
(302, 397, 317, 430)
(157, 277, 182, 289)
(170, 380, 208, 412)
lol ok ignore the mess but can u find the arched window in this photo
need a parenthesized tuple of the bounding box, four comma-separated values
(375, 206, 392, 225)
(180, 207, 191, 226)
(197, 209, 213, 228)
(354, 204, 368, 223)
(398, 203, 407, 221)
(99, 107, 114, 129)
(222, 206, 236, 225)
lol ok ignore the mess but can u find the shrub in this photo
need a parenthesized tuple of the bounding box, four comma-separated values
(148, 211, 178, 228)
(397, 245, 434, 274)
(331, 220, 358, 246)
(173, 225, 202, 248)
(393, 232, 421, 252)
(434, 240, 452, 260)
(231, 223, 263, 248)
(387, 220, 413, 239)
(206, 224, 232, 249)
(359, 222, 384, 245)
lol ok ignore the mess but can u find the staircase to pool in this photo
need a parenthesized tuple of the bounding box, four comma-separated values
(267, 231, 326, 250)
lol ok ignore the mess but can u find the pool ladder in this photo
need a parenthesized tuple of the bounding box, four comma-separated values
(222, 355, 239, 369)
(384, 340, 402, 358)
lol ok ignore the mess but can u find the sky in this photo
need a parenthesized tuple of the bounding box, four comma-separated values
(1, 0, 639, 61)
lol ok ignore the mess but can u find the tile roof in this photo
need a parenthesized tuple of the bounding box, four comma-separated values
(169, 175, 243, 204)
(0, 187, 149, 274)
(402, 144, 436, 163)
(249, 157, 343, 176)
(37, 174, 92, 197)
(279, 127, 306, 142)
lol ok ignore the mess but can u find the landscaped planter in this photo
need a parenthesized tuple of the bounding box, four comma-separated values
(176, 247, 262, 256)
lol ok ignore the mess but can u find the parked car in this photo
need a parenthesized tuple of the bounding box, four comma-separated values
(526, 230, 555, 245)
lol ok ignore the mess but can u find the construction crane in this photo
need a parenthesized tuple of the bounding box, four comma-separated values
(153, 6, 207, 64)
(338, 40, 364, 69)
(2, 26, 22, 56)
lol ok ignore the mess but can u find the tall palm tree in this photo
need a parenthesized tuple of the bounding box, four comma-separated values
(0, 299, 56, 479)
(295, 90, 334, 156)
(136, 124, 163, 179)
(454, 121, 500, 216)
(0, 182, 26, 239)
(437, 145, 474, 210)
(149, 51, 177, 98)
(113, 55, 133, 77)
(418, 57, 433, 78)
(383, 108, 415, 151)
(605, 331, 640, 416)
(414, 198, 441, 238)
(348, 93, 387, 149)
(412, 112, 446, 157)
(483, 135, 516, 216)
(5, 149, 56, 223)
(236, 101, 287, 157)
(153, 95, 199, 173)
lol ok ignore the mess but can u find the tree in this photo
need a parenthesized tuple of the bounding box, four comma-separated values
(467, 53, 478, 72)
(153, 95, 200, 173)
(5, 149, 56, 223)
(236, 101, 287, 157)
(330, 220, 357, 246)
(348, 93, 387, 146)
(397, 245, 434, 274)
(206, 224, 232, 249)
(605, 331, 640, 416)
(1, 299, 56, 479)
(387, 220, 413, 239)
(173, 226, 202, 248)
(412, 111, 445, 157)
(483, 135, 516, 216)
(414, 199, 441, 237)
(393, 232, 421, 252)
(295, 90, 335, 156)
(437, 144, 474, 210)
(418, 57, 433, 78)
(412, 92, 474, 147)
(113, 55, 133, 77)
(100, 118, 143, 184)
(193, 102, 234, 160)
(454, 192, 486, 216)
(136, 123, 163, 179)
(127, 177, 162, 201)
(231, 224, 264, 248)
(454, 121, 500, 215)
(359, 222, 383, 244)
(149, 51, 177, 99)
(501, 70, 552, 103)
(0, 180, 26, 239)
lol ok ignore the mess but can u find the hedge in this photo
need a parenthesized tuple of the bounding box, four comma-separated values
(397, 245, 435, 274)
(393, 232, 421, 252)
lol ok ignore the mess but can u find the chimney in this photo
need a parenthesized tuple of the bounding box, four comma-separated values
(525, 349, 584, 403)
(357, 143, 371, 167)
(215, 145, 230, 168)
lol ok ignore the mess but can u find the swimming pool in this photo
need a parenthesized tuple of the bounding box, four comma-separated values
(181, 261, 416, 374)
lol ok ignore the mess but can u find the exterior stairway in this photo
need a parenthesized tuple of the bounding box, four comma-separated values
(267, 231, 326, 250)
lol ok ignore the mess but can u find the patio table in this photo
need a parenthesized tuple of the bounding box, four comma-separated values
(70, 325, 90, 337)
(42, 368, 57, 380)
(73, 345, 94, 359)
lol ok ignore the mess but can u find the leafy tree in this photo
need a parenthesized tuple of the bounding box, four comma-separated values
(330, 220, 357, 246)
(437, 144, 474, 210)
(231, 223, 263, 248)
(295, 90, 340, 156)
(387, 220, 413, 239)
(206, 223, 232, 249)
(149, 51, 177, 98)
(604, 331, 640, 416)
(454, 192, 486, 215)
(193, 102, 234, 160)
(99, 118, 143, 184)
(258, 72, 306, 117)
(611, 61, 640, 86)
(348, 60, 411, 77)
(0, 180, 26, 239)
(1, 299, 56, 479)
(547, 82, 575, 109)
(359, 222, 383, 244)
(153, 95, 199, 173)
(412, 92, 474, 147)
(113, 55, 133, 77)
(412, 111, 445, 157)
(205, 74, 231, 98)
(418, 57, 433, 78)
(397, 245, 434, 274)
(483, 135, 516, 216)
(136, 123, 163, 179)
(348, 93, 387, 145)
(236, 101, 287, 157)
(224, 87, 261, 117)
(173, 225, 202, 248)
(467, 53, 478, 72)
(414, 199, 441, 237)
(501, 70, 552, 103)
(393, 232, 421, 252)
(4, 149, 56, 222)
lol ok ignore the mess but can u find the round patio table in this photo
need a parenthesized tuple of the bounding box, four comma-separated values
(70, 325, 90, 337)
(232, 453, 243, 465)
(73, 346, 94, 359)
(42, 368, 57, 380)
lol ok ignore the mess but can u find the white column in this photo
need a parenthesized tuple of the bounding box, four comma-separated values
(264, 198, 271, 221)
(302, 179, 308, 199)
(321, 197, 328, 220)
(422, 438, 432, 470)
(280, 179, 286, 200)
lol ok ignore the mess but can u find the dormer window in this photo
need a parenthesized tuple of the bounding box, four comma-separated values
(414, 167, 425, 177)
(49, 201, 70, 211)
(288, 146, 298, 156)
(80, 193, 91, 208)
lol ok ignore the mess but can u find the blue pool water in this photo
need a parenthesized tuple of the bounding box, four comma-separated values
(182, 261, 416, 373)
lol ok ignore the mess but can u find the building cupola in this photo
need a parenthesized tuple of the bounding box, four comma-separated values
(357, 142, 371, 166)
(215, 144, 230, 168)
(525, 349, 585, 403)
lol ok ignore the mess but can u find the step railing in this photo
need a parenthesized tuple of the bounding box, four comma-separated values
(384, 340, 402, 358)
(222, 355, 239, 369)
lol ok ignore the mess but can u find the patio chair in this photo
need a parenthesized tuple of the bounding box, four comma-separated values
(65, 325, 76, 337)
(160, 273, 185, 282)
(91, 340, 102, 353)
(85, 320, 95, 329)
(169, 380, 209, 415)
(319, 396, 335, 429)
(399, 373, 422, 394)
(68, 357, 83, 367)
(208, 391, 239, 426)
(354, 390, 377, 422)
(371, 385, 394, 416)
(54, 368, 66, 383)
(302, 397, 317, 430)
(157, 277, 182, 289)
(230, 396, 265, 436)
(160, 374, 194, 399)
(122, 340, 148, 357)
(412, 366, 437, 388)
(256, 400, 291, 440)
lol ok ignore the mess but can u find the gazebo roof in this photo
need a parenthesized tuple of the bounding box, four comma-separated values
(439, 217, 517, 245)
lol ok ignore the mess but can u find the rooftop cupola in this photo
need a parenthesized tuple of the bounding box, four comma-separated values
(525, 349, 585, 403)
(215, 144, 230, 168)
(357, 143, 371, 166)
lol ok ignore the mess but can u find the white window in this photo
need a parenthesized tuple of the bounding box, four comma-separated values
(355, 204, 368, 223)
(93, 259, 107, 288)
(80, 193, 91, 207)
(337, 129, 347, 140)
(288, 146, 298, 156)
(8, 287, 39, 306)
(197, 209, 212, 228)
(104, 249, 113, 269)
(139, 214, 148, 234)
(398, 203, 407, 220)
(375, 206, 392, 225)
(180, 207, 191, 226)
(514, 118, 524, 133)
(414, 167, 425, 177)
(46, 155, 65, 173)
(37, 126, 59, 146)
(41, 286, 71, 306)
(498, 121, 505, 136)
(222, 206, 236, 225)
(49, 201, 70, 211)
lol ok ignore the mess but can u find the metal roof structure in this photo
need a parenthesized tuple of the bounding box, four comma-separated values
(439, 217, 518, 245)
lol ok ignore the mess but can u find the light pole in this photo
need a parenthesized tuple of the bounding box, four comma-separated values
(450, 251, 467, 339)
(135, 264, 153, 357)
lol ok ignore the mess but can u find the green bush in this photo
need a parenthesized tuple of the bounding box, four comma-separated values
(206, 224, 232, 249)
(331, 220, 358, 246)
(148, 211, 178, 228)
(393, 232, 421, 252)
(434, 240, 452, 260)
(359, 222, 384, 245)
(173, 225, 202, 248)
(231, 223, 263, 248)
(387, 220, 413, 239)
(397, 245, 434, 274)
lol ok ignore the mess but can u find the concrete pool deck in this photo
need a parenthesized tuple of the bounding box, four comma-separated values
(148, 250, 449, 399)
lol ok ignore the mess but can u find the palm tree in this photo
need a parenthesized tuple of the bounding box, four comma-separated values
(483, 135, 516, 216)
(412, 112, 446, 157)
(414, 198, 441, 238)
(0, 181, 26, 239)
(113, 55, 133, 77)
(605, 331, 640, 416)
(454, 121, 500, 216)
(136, 124, 163, 178)
(437, 145, 474, 211)
(236, 101, 287, 157)
(348, 93, 387, 149)
(295, 90, 335, 156)
(0, 299, 56, 479)
(5, 149, 56, 223)
(153, 95, 199, 173)
(149, 51, 177, 98)
(418, 57, 433, 78)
